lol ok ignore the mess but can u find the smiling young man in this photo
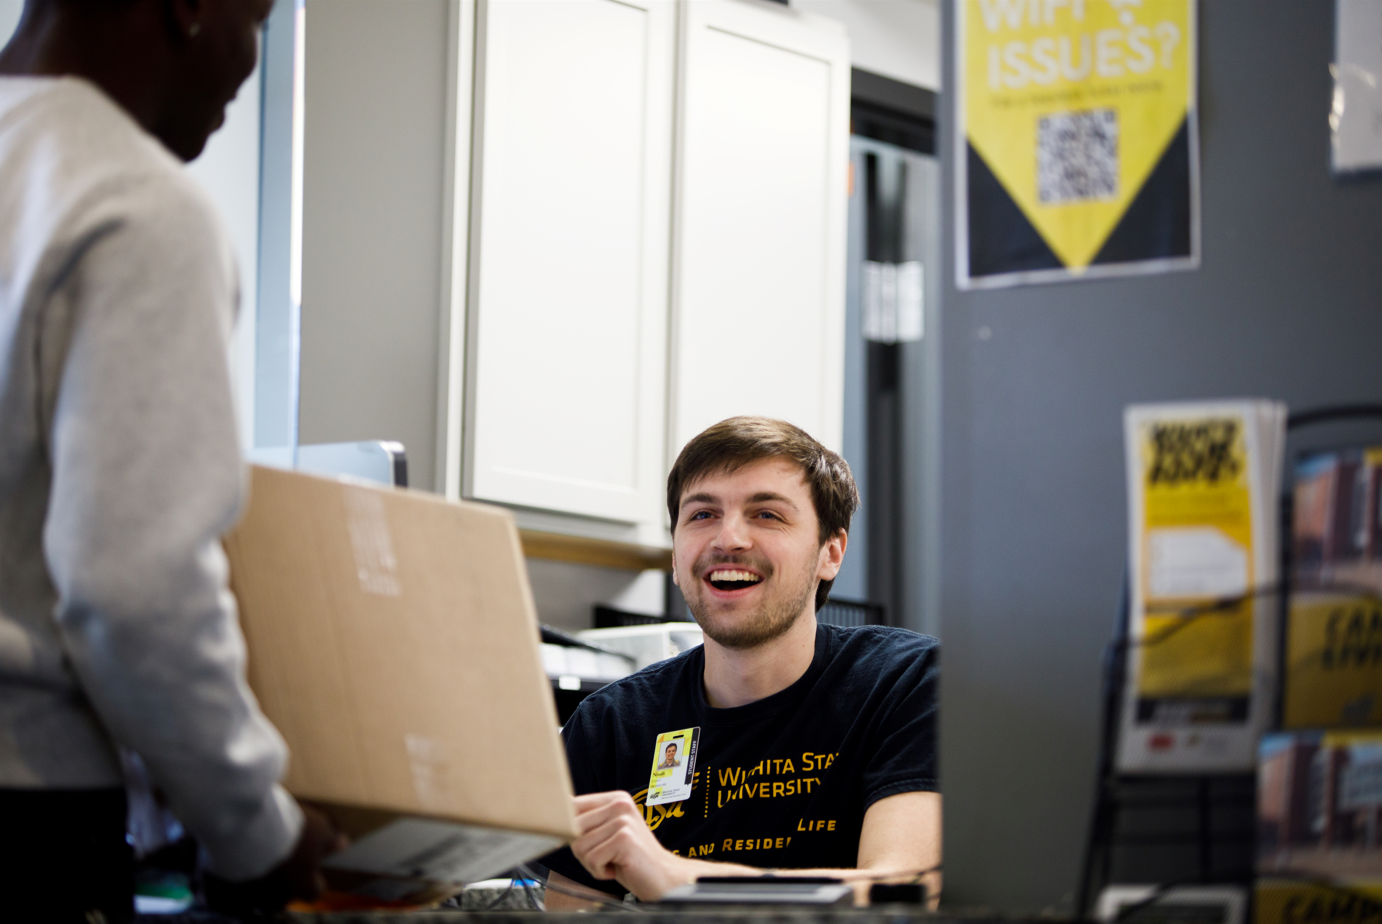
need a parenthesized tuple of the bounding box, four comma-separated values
(541, 417, 940, 908)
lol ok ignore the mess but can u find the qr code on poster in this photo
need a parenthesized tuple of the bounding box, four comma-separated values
(1037, 109, 1118, 204)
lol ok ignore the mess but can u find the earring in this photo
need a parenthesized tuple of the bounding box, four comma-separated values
(189, 22, 201, 37)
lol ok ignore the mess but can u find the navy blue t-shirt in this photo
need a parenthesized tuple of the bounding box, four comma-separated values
(542, 623, 938, 896)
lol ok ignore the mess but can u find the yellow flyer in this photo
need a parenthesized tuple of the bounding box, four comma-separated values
(646, 727, 699, 807)
(1283, 594, 1382, 727)
(1136, 414, 1254, 702)
(1118, 400, 1285, 773)
(956, 0, 1199, 289)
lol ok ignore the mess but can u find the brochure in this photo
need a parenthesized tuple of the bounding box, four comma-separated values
(1284, 446, 1382, 729)
(1117, 400, 1286, 772)
(1256, 730, 1382, 924)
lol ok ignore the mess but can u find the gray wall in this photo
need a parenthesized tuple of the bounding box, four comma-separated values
(935, 1, 1382, 913)
(298, 0, 450, 491)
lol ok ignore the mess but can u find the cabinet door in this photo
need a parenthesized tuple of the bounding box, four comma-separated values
(465, 0, 674, 524)
(669, 0, 851, 455)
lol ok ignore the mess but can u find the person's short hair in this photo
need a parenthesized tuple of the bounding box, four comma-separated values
(666, 416, 860, 612)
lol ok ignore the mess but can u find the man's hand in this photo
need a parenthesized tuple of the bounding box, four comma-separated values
(204, 802, 345, 913)
(570, 791, 691, 901)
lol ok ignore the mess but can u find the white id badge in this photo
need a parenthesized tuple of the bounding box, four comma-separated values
(645, 727, 700, 806)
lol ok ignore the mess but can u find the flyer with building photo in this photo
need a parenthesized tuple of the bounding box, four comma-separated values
(1284, 447, 1382, 729)
(1117, 400, 1285, 772)
(955, 0, 1199, 289)
(1256, 731, 1382, 924)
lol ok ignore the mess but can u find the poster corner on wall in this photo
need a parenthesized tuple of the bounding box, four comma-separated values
(954, 0, 1201, 291)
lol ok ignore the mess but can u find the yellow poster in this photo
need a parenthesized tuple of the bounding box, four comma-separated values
(956, 0, 1198, 288)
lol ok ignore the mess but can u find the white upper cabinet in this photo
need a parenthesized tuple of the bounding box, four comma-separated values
(452, 0, 849, 538)
(668, 0, 851, 456)
(464, 0, 674, 524)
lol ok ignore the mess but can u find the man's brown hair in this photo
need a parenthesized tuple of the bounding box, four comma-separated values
(667, 416, 860, 612)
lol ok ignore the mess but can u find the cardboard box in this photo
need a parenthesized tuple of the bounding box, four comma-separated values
(224, 466, 577, 903)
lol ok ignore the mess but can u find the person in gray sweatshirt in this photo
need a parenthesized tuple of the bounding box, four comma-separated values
(0, 0, 336, 918)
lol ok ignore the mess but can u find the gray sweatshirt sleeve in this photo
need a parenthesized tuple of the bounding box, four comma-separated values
(40, 178, 303, 881)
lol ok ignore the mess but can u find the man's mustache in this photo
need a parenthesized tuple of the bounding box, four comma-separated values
(692, 554, 775, 579)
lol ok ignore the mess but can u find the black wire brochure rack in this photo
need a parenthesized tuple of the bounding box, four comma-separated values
(1076, 404, 1382, 919)
(1077, 572, 1259, 915)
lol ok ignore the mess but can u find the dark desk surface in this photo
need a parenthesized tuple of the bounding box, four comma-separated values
(282, 910, 1018, 924)
(286, 913, 948, 924)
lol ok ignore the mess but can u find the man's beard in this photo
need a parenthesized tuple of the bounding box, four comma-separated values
(684, 552, 817, 650)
